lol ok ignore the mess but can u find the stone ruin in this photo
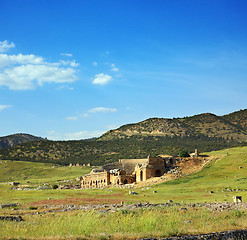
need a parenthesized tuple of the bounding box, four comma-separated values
(81, 155, 177, 189)
(233, 196, 242, 203)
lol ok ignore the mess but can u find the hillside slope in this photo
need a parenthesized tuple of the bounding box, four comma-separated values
(0, 133, 44, 149)
(223, 109, 247, 131)
(0, 109, 247, 166)
(100, 112, 247, 142)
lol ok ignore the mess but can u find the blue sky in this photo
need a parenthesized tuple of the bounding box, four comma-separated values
(0, 0, 247, 140)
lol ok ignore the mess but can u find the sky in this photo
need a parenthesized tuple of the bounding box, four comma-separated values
(0, 0, 247, 140)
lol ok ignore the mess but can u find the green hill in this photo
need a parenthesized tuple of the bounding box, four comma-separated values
(0, 135, 243, 166)
(0, 109, 247, 166)
(100, 112, 247, 141)
(223, 109, 247, 131)
(0, 160, 91, 184)
(0, 133, 44, 149)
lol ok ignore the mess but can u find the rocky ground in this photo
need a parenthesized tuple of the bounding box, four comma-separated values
(1, 201, 246, 217)
(139, 229, 247, 240)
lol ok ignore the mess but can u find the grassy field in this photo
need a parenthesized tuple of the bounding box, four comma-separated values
(0, 160, 91, 184)
(0, 206, 246, 239)
(0, 146, 247, 239)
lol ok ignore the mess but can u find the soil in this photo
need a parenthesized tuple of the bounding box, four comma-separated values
(136, 156, 214, 187)
(29, 195, 127, 205)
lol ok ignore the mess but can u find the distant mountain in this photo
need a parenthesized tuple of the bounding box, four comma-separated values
(0, 109, 246, 166)
(100, 111, 247, 142)
(0, 133, 45, 149)
(222, 109, 247, 131)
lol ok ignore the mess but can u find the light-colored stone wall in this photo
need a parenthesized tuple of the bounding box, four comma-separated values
(81, 155, 176, 188)
(81, 170, 109, 189)
(119, 158, 148, 174)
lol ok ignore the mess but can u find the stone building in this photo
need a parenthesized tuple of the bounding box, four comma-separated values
(81, 155, 175, 189)
(190, 149, 199, 158)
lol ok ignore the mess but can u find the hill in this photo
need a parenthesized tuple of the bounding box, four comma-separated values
(0, 109, 246, 166)
(0, 134, 244, 166)
(0, 133, 44, 149)
(222, 109, 247, 131)
(100, 111, 247, 141)
(0, 160, 91, 184)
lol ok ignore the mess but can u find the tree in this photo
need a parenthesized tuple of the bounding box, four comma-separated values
(179, 150, 190, 157)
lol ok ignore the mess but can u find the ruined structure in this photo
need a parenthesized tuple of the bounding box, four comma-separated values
(81, 155, 176, 189)
(190, 149, 199, 158)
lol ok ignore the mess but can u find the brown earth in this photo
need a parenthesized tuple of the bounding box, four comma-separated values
(29, 193, 127, 205)
(136, 156, 214, 188)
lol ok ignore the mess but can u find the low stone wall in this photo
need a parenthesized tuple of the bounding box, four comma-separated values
(0, 216, 23, 221)
(139, 229, 247, 240)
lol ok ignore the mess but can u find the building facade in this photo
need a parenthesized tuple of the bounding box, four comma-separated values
(81, 155, 175, 189)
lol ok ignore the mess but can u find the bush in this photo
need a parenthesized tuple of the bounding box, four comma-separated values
(179, 150, 190, 157)
(52, 184, 58, 189)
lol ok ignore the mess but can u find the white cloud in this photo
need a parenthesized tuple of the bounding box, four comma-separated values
(66, 116, 78, 121)
(93, 61, 98, 66)
(88, 107, 117, 113)
(82, 113, 89, 118)
(67, 107, 117, 121)
(92, 73, 112, 85)
(0, 43, 79, 90)
(0, 40, 15, 53)
(110, 63, 119, 72)
(0, 105, 11, 111)
(0, 64, 78, 90)
(64, 130, 104, 140)
(47, 130, 61, 140)
(0, 53, 44, 68)
(56, 85, 74, 90)
(60, 60, 79, 67)
(47, 129, 105, 140)
(61, 53, 73, 57)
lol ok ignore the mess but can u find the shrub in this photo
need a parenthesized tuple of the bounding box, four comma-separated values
(179, 150, 190, 157)
(52, 184, 58, 189)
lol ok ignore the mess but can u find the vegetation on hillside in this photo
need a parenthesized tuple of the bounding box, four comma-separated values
(0, 109, 247, 166)
(0, 135, 244, 166)
(100, 112, 247, 142)
(223, 109, 247, 130)
(0, 133, 44, 149)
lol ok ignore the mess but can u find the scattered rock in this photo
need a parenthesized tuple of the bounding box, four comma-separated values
(1, 203, 18, 209)
(129, 191, 137, 195)
(184, 220, 191, 223)
(0, 216, 23, 221)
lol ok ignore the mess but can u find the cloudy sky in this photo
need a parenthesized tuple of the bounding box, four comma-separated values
(1, 0, 247, 140)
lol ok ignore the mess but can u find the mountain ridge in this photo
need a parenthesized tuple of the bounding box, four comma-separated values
(100, 110, 247, 142)
(0, 133, 45, 149)
(0, 109, 246, 166)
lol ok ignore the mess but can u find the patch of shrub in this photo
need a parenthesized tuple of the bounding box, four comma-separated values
(179, 150, 190, 157)
(52, 184, 58, 189)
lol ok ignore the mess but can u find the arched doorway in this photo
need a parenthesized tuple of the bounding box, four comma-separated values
(155, 169, 161, 177)
(140, 170, 143, 181)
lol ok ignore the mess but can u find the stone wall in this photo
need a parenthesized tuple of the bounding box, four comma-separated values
(138, 229, 247, 240)
(119, 158, 148, 174)
(81, 155, 175, 188)
(81, 170, 109, 189)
